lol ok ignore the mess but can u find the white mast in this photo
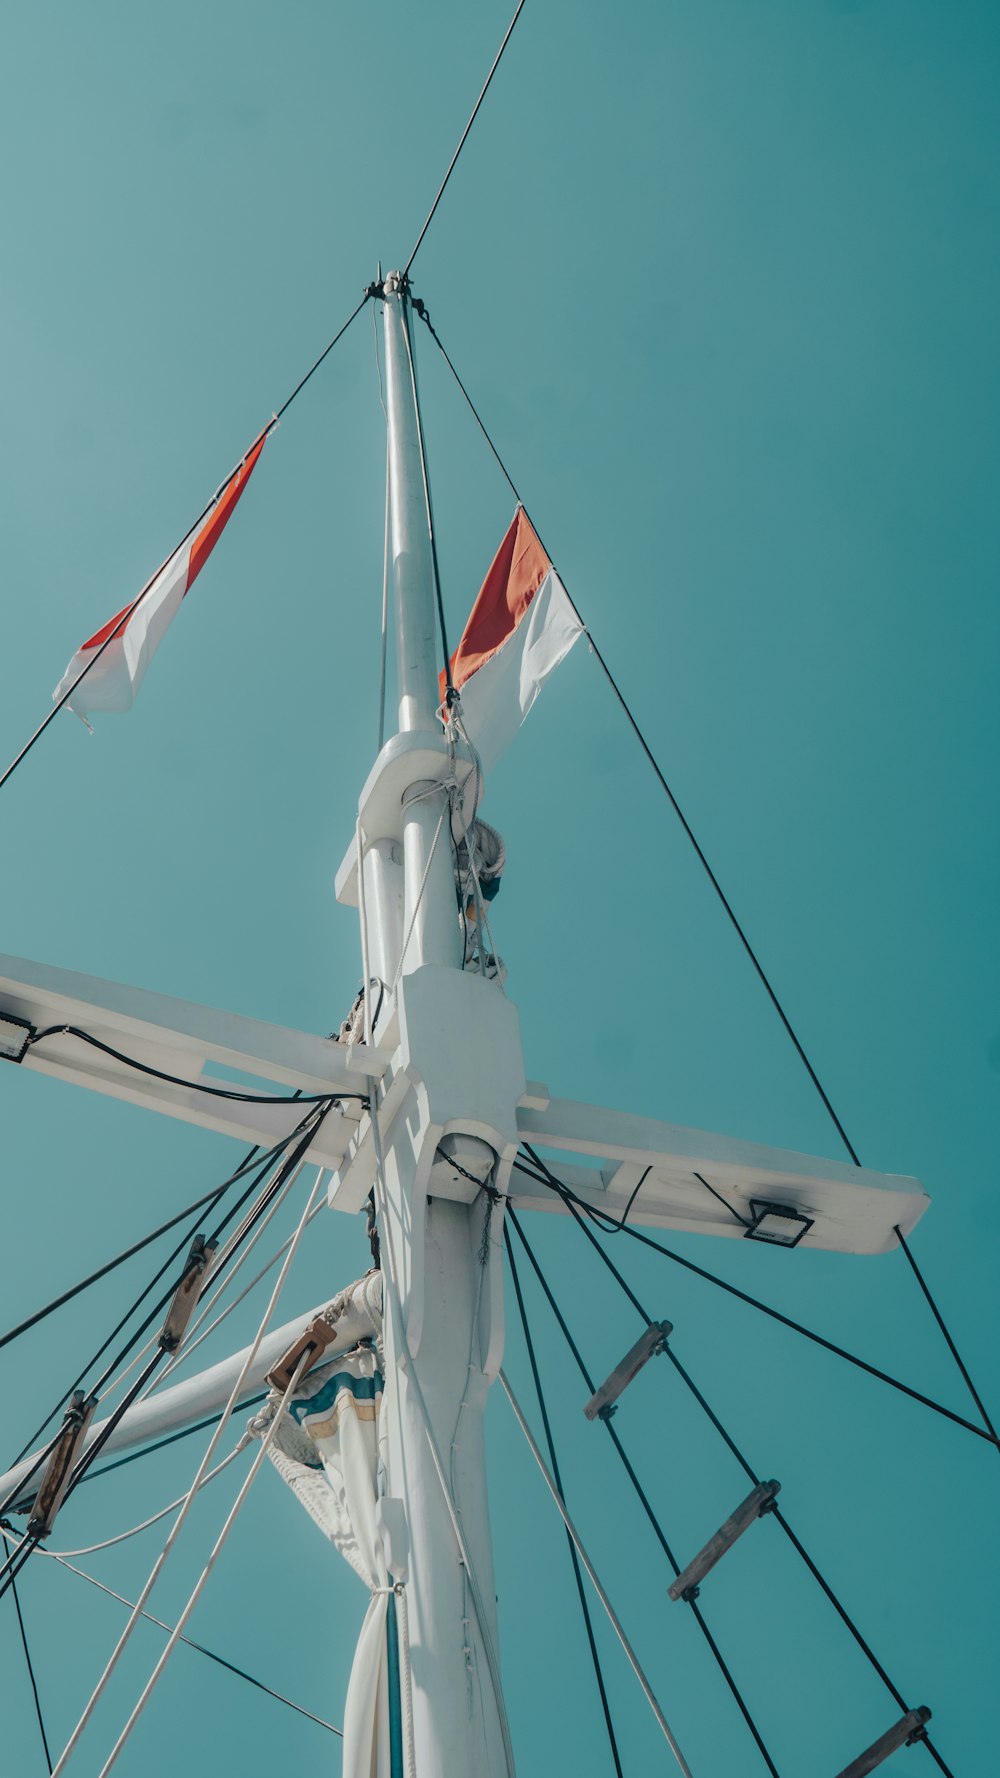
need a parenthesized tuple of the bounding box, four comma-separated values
(366, 270, 516, 1775)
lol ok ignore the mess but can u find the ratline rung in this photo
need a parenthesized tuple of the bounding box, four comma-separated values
(27, 1389, 97, 1537)
(834, 1706, 931, 1777)
(668, 1479, 780, 1601)
(158, 1234, 218, 1353)
(583, 1321, 672, 1421)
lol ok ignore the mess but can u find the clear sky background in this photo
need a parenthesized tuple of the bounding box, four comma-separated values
(1, 2, 997, 1773)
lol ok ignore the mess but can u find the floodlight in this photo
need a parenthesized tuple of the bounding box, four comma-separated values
(0, 1012, 35, 1063)
(743, 1199, 813, 1248)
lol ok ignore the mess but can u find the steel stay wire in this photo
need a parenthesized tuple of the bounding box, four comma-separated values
(503, 1225, 625, 1778)
(0, 293, 369, 797)
(412, 300, 861, 1168)
(541, 1165, 955, 1776)
(94, 1340, 319, 1775)
(512, 1156, 996, 1449)
(9, 1124, 305, 1475)
(0, 1163, 272, 1356)
(0, 1108, 329, 1602)
(894, 1222, 999, 1449)
(48, 1159, 328, 1775)
(398, 286, 453, 697)
(403, 0, 527, 277)
(8, 1571, 52, 1778)
(416, 301, 997, 1466)
(49, 1554, 343, 1738)
(506, 1211, 782, 1778)
(500, 1366, 694, 1776)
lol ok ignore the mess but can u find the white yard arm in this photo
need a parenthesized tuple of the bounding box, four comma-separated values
(513, 1091, 929, 1255)
(0, 951, 390, 1166)
(0, 1280, 381, 1512)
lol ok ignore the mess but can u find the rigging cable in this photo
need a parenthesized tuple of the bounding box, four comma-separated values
(500, 1365, 694, 1776)
(93, 1342, 319, 1777)
(503, 1225, 626, 1778)
(38, 1444, 246, 1559)
(513, 1155, 998, 1450)
(506, 1211, 782, 1777)
(25, 1024, 368, 1106)
(894, 1223, 999, 1450)
(373, 295, 391, 751)
(0, 1171, 266, 1356)
(0, 1112, 329, 1604)
(9, 1125, 307, 1472)
(0, 293, 369, 797)
(8, 1578, 52, 1770)
(48, 1163, 328, 1776)
(412, 301, 859, 1164)
(415, 307, 998, 1463)
(78, 1396, 268, 1484)
(545, 1165, 955, 1777)
(398, 287, 453, 699)
(403, 0, 527, 277)
(50, 1555, 343, 1737)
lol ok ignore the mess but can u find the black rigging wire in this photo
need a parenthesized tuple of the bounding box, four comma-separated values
(895, 1223, 999, 1450)
(9, 1578, 52, 1770)
(51, 1556, 343, 1737)
(398, 289, 453, 698)
(507, 1209, 783, 1778)
(539, 1166, 954, 1776)
(25, 1025, 368, 1106)
(0, 1162, 276, 1356)
(416, 303, 997, 1489)
(0, 293, 370, 797)
(0, 1106, 329, 1599)
(80, 1394, 268, 1483)
(272, 293, 371, 423)
(403, 0, 527, 277)
(9, 1130, 295, 1469)
(412, 305, 861, 1170)
(503, 1226, 626, 1778)
(513, 1155, 999, 1449)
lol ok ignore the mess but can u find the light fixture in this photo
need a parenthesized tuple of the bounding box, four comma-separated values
(0, 1012, 35, 1063)
(743, 1199, 813, 1248)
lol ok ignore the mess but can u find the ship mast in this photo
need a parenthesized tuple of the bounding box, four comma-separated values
(364, 270, 515, 1774)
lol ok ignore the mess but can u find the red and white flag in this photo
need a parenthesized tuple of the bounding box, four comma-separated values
(445, 507, 583, 769)
(54, 433, 267, 723)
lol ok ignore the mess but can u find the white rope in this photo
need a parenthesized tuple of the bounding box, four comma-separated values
(111, 1151, 309, 1418)
(154, 1186, 322, 1384)
(50, 1152, 327, 1776)
(37, 1446, 246, 1558)
(499, 1369, 694, 1777)
(95, 1344, 315, 1775)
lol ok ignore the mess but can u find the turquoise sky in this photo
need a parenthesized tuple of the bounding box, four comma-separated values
(1, 2, 997, 1772)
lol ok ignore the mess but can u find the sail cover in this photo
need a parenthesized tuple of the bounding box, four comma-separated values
(254, 1276, 406, 1777)
(53, 433, 266, 722)
(444, 506, 584, 770)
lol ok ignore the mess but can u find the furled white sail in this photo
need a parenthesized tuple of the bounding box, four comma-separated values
(252, 1273, 407, 1778)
